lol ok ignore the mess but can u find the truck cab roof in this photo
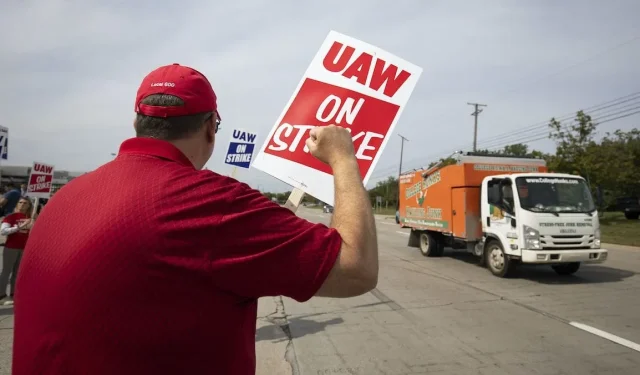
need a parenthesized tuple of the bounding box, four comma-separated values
(487, 172, 587, 180)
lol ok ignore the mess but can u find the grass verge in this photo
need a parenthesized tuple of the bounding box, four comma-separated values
(600, 212, 640, 247)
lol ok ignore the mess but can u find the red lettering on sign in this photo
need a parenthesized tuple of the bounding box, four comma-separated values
(33, 163, 53, 174)
(321, 41, 412, 98)
(264, 78, 399, 176)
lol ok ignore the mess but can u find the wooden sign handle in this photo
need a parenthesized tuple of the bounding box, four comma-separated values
(283, 188, 305, 213)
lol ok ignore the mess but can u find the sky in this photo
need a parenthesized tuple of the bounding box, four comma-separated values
(1, 0, 639, 193)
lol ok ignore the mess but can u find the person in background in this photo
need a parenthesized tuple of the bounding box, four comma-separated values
(20, 184, 27, 196)
(0, 183, 22, 218)
(0, 197, 34, 305)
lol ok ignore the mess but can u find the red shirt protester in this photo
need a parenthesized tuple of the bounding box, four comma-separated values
(13, 64, 348, 375)
(2, 212, 30, 249)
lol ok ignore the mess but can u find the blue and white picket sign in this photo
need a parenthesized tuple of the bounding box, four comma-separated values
(0, 126, 8, 160)
(224, 129, 257, 169)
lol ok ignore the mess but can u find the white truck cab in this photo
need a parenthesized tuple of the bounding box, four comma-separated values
(477, 172, 608, 277)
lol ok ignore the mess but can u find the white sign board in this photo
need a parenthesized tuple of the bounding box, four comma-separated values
(252, 30, 422, 205)
(27, 161, 55, 199)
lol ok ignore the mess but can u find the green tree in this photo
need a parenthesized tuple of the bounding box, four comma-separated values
(368, 176, 398, 208)
(589, 129, 640, 202)
(502, 143, 529, 156)
(547, 111, 640, 207)
(547, 110, 598, 180)
(426, 157, 457, 169)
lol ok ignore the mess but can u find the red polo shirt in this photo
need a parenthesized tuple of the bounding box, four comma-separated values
(13, 137, 342, 375)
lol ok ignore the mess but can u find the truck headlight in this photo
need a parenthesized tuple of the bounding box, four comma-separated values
(593, 228, 601, 249)
(523, 225, 541, 250)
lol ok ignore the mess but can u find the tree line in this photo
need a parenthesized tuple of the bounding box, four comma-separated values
(263, 111, 639, 210)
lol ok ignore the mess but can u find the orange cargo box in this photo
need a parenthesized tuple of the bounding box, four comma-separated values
(398, 155, 547, 241)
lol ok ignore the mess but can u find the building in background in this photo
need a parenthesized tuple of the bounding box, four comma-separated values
(0, 165, 86, 194)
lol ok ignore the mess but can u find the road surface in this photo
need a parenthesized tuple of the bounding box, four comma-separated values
(1, 210, 639, 374)
(256, 207, 640, 375)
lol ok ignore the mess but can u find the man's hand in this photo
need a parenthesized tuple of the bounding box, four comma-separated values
(305, 125, 356, 168)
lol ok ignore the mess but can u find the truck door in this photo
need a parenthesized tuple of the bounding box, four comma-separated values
(452, 188, 466, 238)
(452, 187, 481, 240)
(484, 178, 514, 230)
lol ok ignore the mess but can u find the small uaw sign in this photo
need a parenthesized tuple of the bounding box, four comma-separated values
(27, 161, 55, 199)
(225, 129, 257, 169)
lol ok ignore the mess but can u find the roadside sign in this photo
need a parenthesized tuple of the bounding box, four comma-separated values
(225, 129, 257, 169)
(0, 126, 8, 160)
(376, 196, 383, 204)
(252, 30, 422, 205)
(27, 161, 55, 199)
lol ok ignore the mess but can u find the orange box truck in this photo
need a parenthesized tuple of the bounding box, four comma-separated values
(398, 153, 608, 277)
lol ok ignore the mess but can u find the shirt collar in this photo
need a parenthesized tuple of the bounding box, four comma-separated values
(117, 137, 195, 168)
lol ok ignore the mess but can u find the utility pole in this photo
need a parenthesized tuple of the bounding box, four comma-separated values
(398, 134, 409, 177)
(467, 102, 487, 151)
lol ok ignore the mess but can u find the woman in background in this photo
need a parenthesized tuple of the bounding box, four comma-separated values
(0, 197, 34, 306)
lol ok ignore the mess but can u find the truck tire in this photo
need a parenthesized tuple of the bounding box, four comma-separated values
(419, 232, 443, 257)
(624, 212, 639, 220)
(551, 262, 580, 275)
(484, 240, 515, 278)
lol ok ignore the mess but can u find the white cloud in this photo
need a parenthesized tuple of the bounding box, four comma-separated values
(1, 0, 639, 192)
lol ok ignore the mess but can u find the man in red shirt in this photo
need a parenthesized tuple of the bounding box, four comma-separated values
(13, 63, 378, 375)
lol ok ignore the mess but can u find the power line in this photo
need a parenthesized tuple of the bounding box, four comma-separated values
(473, 92, 640, 148)
(478, 103, 640, 150)
(368, 92, 640, 183)
(375, 91, 640, 175)
(486, 107, 640, 150)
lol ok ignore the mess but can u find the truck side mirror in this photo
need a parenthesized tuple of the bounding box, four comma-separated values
(510, 218, 516, 228)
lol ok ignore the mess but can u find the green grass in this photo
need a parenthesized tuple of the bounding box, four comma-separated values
(308, 204, 396, 216)
(600, 212, 640, 247)
(373, 207, 396, 216)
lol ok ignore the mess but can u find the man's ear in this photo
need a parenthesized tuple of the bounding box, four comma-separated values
(205, 120, 215, 144)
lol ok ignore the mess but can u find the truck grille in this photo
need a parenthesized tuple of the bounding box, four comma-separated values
(540, 234, 593, 250)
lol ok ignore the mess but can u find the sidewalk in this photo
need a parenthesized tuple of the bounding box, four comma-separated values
(256, 297, 292, 375)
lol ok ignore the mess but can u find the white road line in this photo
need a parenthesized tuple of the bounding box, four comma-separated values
(396, 231, 409, 236)
(378, 222, 396, 226)
(570, 322, 640, 353)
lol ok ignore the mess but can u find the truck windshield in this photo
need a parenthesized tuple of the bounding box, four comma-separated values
(515, 176, 596, 214)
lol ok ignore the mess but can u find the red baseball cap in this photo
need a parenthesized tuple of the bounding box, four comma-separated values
(135, 63, 221, 120)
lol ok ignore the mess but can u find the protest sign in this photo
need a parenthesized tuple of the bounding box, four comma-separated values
(0, 126, 8, 160)
(225, 129, 257, 169)
(27, 161, 55, 199)
(252, 30, 422, 206)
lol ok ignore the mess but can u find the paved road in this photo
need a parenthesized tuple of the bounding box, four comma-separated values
(256, 207, 640, 375)
(1, 210, 639, 375)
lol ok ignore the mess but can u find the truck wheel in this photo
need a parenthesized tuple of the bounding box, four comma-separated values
(551, 262, 580, 275)
(624, 212, 639, 220)
(484, 240, 514, 277)
(419, 232, 441, 257)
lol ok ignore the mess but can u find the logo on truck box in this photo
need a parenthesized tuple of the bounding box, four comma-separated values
(423, 170, 441, 188)
(405, 170, 443, 206)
